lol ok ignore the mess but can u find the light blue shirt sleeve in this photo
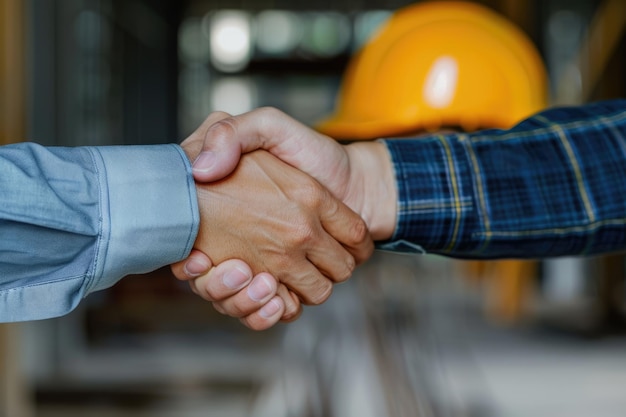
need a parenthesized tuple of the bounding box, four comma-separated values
(0, 142, 199, 322)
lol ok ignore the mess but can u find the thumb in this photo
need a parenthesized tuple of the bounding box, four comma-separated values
(192, 148, 241, 183)
(191, 108, 284, 182)
(191, 107, 344, 185)
(190, 116, 250, 182)
(180, 110, 235, 181)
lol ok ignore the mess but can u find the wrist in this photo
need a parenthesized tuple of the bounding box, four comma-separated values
(345, 141, 397, 240)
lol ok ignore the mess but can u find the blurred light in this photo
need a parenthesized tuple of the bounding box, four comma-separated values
(256, 10, 303, 55)
(543, 258, 587, 301)
(546, 9, 584, 104)
(556, 65, 583, 104)
(210, 77, 257, 115)
(179, 65, 212, 138)
(179, 64, 211, 105)
(284, 79, 336, 124)
(354, 10, 391, 50)
(74, 10, 111, 50)
(548, 10, 583, 48)
(208, 11, 252, 72)
(423, 56, 458, 109)
(300, 13, 351, 57)
(77, 63, 111, 102)
(179, 18, 211, 63)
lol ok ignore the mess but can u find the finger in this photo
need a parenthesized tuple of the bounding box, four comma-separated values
(211, 273, 278, 318)
(278, 262, 333, 304)
(260, 251, 331, 306)
(296, 188, 372, 281)
(239, 296, 285, 331)
(272, 207, 356, 285)
(278, 284, 302, 322)
(304, 230, 357, 283)
(318, 192, 374, 266)
(171, 249, 212, 281)
(191, 259, 253, 302)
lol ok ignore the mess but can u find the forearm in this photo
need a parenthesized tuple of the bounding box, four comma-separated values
(383, 99, 626, 259)
(0, 143, 198, 322)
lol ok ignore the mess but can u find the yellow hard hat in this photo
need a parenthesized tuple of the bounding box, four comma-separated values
(316, 1, 549, 140)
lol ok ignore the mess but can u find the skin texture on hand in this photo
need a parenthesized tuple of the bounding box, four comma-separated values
(190, 107, 397, 239)
(174, 113, 304, 325)
(172, 252, 299, 329)
(172, 107, 395, 330)
(192, 149, 372, 305)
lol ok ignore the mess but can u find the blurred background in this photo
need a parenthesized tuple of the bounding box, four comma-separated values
(1, 0, 626, 416)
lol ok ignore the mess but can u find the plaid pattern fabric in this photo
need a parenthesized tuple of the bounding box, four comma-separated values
(382, 99, 626, 259)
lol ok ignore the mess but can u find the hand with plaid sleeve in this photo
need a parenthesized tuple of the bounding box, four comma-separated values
(173, 99, 626, 329)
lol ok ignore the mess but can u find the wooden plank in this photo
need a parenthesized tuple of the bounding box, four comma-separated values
(0, 1, 33, 416)
(0, 324, 34, 417)
(555, 0, 626, 103)
(0, 0, 26, 145)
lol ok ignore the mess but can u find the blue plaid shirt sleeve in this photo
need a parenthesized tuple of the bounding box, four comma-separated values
(381, 99, 626, 259)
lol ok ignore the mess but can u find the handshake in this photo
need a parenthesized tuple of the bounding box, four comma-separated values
(2, 100, 619, 324)
(171, 108, 398, 331)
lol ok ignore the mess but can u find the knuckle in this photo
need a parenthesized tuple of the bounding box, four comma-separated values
(225, 302, 247, 318)
(209, 110, 230, 120)
(190, 279, 215, 301)
(187, 280, 199, 294)
(290, 222, 316, 246)
(270, 254, 293, 274)
(204, 285, 223, 302)
(298, 181, 325, 207)
(207, 116, 239, 139)
(212, 301, 226, 315)
(288, 190, 327, 245)
(333, 258, 355, 283)
(349, 217, 369, 245)
(282, 301, 301, 322)
(240, 317, 265, 332)
(257, 106, 284, 120)
(304, 282, 333, 306)
(170, 265, 184, 281)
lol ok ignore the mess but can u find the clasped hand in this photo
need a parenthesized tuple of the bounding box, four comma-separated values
(173, 108, 396, 330)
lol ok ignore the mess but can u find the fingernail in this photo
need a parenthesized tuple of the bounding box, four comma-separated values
(192, 151, 216, 173)
(247, 275, 274, 302)
(223, 266, 251, 289)
(183, 258, 210, 278)
(259, 299, 281, 318)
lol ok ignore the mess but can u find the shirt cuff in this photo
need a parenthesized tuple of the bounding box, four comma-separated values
(381, 136, 476, 255)
(375, 240, 426, 254)
(87, 144, 199, 293)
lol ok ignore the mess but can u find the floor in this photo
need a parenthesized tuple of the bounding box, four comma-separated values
(29, 253, 626, 417)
